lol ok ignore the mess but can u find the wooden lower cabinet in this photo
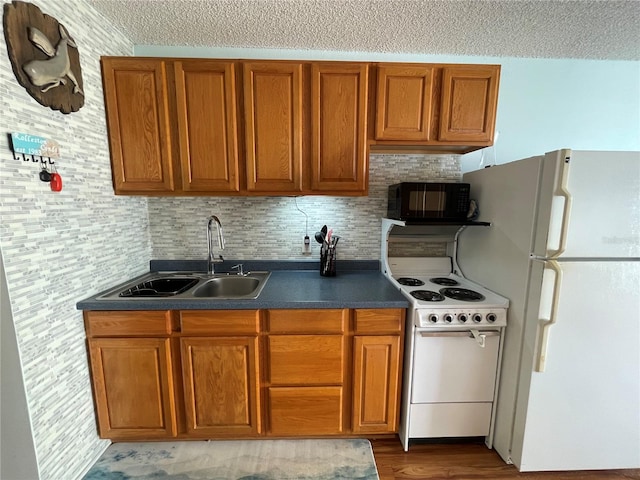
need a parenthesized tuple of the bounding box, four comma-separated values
(85, 307, 404, 440)
(352, 335, 401, 433)
(352, 309, 404, 434)
(88, 337, 177, 439)
(181, 336, 260, 436)
(266, 325, 347, 435)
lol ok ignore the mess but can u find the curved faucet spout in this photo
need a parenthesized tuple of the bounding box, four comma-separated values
(207, 215, 225, 274)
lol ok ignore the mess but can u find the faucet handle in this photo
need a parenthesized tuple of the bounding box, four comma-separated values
(232, 263, 244, 275)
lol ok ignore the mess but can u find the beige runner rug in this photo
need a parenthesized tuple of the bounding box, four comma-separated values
(83, 438, 379, 479)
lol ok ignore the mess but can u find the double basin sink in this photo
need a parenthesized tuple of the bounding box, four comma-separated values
(98, 271, 271, 300)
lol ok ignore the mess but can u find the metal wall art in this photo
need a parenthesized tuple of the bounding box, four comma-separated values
(3, 1, 84, 114)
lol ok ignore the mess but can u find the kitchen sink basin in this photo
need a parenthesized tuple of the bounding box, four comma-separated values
(191, 273, 270, 299)
(97, 271, 271, 300)
(118, 277, 199, 297)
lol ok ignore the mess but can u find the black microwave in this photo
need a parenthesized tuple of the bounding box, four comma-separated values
(387, 182, 471, 221)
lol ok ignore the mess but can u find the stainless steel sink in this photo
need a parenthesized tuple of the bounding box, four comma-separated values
(191, 273, 270, 299)
(97, 271, 270, 300)
(118, 277, 199, 297)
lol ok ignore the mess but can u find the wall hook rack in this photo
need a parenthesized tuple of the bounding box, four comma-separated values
(12, 151, 55, 166)
(8, 133, 62, 191)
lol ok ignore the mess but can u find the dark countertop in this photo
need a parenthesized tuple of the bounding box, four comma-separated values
(76, 260, 409, 311)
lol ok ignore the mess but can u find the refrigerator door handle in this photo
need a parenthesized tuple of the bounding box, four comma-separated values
(548, 152, 573, 259)
(536, 259, 563, 372)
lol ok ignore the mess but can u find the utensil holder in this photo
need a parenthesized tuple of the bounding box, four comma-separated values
(320, 245, 336, 277)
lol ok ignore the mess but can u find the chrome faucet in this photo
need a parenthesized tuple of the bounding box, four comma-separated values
(207, 215, 225, 274)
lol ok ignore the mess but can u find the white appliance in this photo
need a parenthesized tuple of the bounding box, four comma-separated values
(381, 220, 509, 451)
(458, 149, 640, 472)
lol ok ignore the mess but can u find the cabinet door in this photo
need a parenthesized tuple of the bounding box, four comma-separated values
(375, 64, 433, 141)
(311, 63, 369, 193)
(352, 335, 401, 433)
(439, 65, 500, 142)
(174, 60, 239, 192)
(243, 62, 303, 192)
(88, 337, 176, 439)
(181, 337, 261, 436)
(102, 58, 174, 193)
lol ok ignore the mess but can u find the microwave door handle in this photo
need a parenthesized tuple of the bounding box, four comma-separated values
(548, 152, 572, 259)
(536, 259, 563, 372)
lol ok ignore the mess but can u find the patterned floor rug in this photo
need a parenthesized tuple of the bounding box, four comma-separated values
(82, 438, 379, 480)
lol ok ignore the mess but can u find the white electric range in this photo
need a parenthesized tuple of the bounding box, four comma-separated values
(381, 219, 509, 451)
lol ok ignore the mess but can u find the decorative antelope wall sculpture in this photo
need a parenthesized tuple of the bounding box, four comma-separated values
(23, 24, 83, 96)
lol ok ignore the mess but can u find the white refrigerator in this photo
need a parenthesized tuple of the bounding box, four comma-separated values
(457, 149, 640, 472)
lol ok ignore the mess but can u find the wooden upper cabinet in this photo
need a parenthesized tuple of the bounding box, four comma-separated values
(101, 57, 501, 195)
(311, 63, 369, 193)
(174, 60, 240, 192)
(242, 62, 303, 192)
(375, 64, 433, 141)
(439, 65, 500, 142)
(102, 58, 174, 193)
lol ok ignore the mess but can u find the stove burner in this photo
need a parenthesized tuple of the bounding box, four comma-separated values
(440, 287, 485, 302)
(397, 277, 425, 287)
(430, 277, 459, 286)
(411, 290, 445, 302)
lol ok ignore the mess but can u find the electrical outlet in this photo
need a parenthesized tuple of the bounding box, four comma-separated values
(302, 235, 311, 255)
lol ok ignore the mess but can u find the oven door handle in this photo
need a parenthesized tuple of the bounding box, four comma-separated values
(418, 330, 500, 348)
(470, 329, 488, 347)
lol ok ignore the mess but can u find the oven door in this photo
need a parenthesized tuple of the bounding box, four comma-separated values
(408, 329, 501, 438)
(412, 329, 500, 403)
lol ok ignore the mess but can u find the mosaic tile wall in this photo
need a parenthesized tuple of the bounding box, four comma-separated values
(0, 2, 146, 479)
(148, 154, 461, 261)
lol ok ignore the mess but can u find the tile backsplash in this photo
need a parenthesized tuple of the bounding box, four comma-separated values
(148, 153, 461, 261)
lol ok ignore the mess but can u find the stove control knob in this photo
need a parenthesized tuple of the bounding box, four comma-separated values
(473, 314, 483, 323)
(487, 313, 497, 323)
(428, 314, 438, 323)
(458, 314, 467, 323)
(444, 314, 453, 323)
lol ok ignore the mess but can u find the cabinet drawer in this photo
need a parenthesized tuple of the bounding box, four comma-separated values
(268, 335, 344, 384)
(85, 311, 171, 337)
(354, 309, 403, 334)
(267, 309, 347, 333)
(180, 310, 259, 335)
(268, 386, 343, 435)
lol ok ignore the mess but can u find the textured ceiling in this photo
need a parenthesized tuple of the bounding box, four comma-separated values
(86, 0, 640, 61)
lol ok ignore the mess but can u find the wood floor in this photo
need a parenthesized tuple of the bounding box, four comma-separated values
(370, 438, 640, 480)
